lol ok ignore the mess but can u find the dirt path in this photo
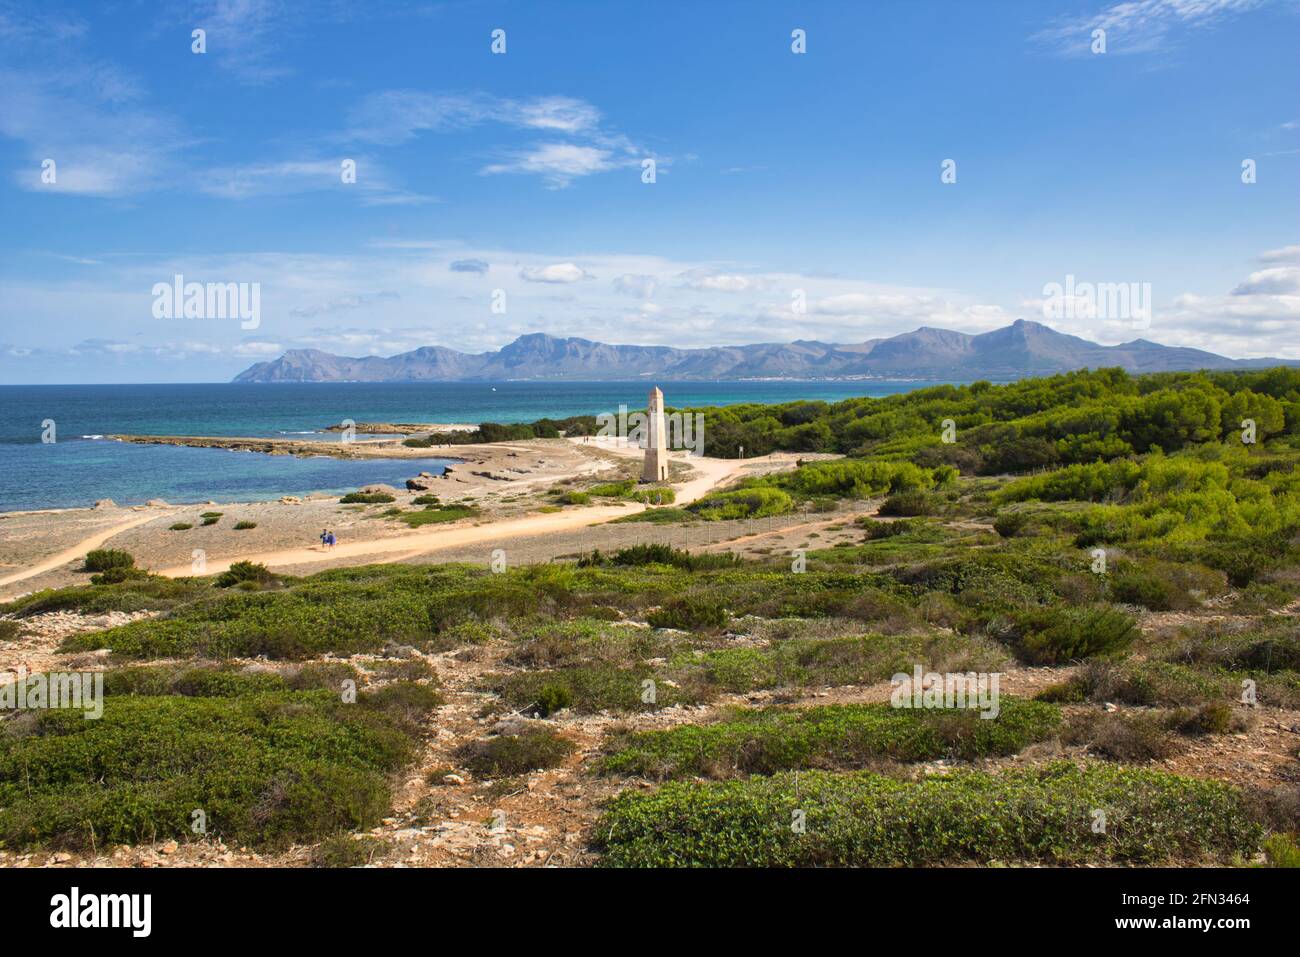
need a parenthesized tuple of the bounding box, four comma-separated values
(0, 512, 164, 589)
(151, 452, 758, 579)
(153, 504, 643, 577)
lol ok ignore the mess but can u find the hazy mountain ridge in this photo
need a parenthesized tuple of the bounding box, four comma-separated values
(232, 320, 1295, 382)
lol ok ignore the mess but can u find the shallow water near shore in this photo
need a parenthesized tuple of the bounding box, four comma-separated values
(0, 379, 947, 511)
(0, 441, 455, 512)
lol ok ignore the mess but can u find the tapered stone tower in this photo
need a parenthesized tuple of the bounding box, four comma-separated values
(641, 386, 669, 482)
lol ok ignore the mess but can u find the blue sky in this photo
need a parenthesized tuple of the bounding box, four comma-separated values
(1, 0, 1297, 383)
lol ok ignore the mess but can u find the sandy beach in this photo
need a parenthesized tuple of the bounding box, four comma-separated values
(0, 434, 815, 598)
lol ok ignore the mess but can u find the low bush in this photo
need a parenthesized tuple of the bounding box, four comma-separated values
(681, 633, 1007, 695)
(992, 512, 1030, 538)
(311, 833, 386, 868)
(456, 728, 575, 776)
(647, 596, 729, 630)
(877, 490, 936, 517)
(596, 763, 1259, 866)
(0, 681, 438, 850)
(88, 566, 148, 586)
(214, 561, 276, 589)
(858, 517, 923, 541)
(340, 492, 395, 504)
(233, 520, 257, 530)
(1009, 605, 1138, 665)
(688, 487, 793, 521)
(600, 698, 1061, 778)
(169, 522, 193, 531)
(397, 505, 478, 527)
(82, 549, 134, 573)
(1063, 711, 1183, 762)
(486, 664, 703, 715)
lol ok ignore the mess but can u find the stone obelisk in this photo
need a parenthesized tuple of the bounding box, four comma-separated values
(641, 386, 669, 483)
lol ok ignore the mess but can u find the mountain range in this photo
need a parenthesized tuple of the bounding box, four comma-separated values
(232, 320, 1296, 383)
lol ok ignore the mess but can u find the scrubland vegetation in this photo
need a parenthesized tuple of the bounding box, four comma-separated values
(2, 367, 1298, 865)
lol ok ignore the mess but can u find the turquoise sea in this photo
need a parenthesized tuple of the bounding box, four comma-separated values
(0, 380, 949, 511)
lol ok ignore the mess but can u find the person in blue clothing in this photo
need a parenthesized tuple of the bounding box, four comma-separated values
(325, 530, 337, 550)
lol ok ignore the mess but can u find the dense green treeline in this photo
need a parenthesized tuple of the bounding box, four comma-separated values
(678, 366, 1300, 469)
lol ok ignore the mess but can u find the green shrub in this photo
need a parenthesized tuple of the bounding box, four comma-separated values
(600, 698, 1061, 778)
(992, 512, 1030, 538)
(1109, 559, 1226, 611)
(647, 596, 729, 630)
(535, 683, 573, 716)
(311, 833, 386, 868)
(200, 515, 221, 526)
(691, 632, 1002, 694)
(588, 481, 635, 497)
(688, 486, 793, 521)
(487, 665, 699, 715)
(1167, 701, 1241, 736)
(233, 520, 258, 530)
(0, 682, 438, 850)
(214, 561, 276, 589)
(340, 492, 396, 504)
(877, 490, 936, 517)
(457, 728, 575, 776)
(579, 544, 740, 573)
(628, 486, 676, 505)
(169, 522, 193, 531)
(1259, 834, 1300, 868)
(82, 549, 134, 573)
(88, 566, 148, 586)
(858, 517, 922, 540)
(612, 507, 697, 524)
(411, 495, 441, 506)
(0, 621, 21, 642)
(3, 576, 206, 617)
(596, 763, 1259, 866)
(1010, 605, 1138, 665)
(396, 505, 477, 527)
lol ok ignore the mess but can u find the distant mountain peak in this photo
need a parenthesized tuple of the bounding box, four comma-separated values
(231, 322, 1295, 383)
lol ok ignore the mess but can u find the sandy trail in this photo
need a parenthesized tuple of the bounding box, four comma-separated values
(0, 512, 164, 589)
(153, 451, 751, 578)
(154, 504, 644, 577)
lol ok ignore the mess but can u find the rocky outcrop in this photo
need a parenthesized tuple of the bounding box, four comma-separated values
(406, 472, 438, 491)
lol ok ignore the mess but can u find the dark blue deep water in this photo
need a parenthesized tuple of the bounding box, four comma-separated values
(0, 380, 938, 511)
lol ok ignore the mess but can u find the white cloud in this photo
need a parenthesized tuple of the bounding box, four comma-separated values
(678, 270, 775, 294)
(482, 143, 621, 187)
(189, 0, 293, 84)
(346, 90, 648, 187)
(197, 157, 437, 204)
(1259, 244, 1300, 264)
(9, 243, 1299, 380)
(1033, 0, 1270, 56)
(505, 96, 601, 133)
(1231, 266, 1300, 295)
(519, 263, 591, 284)
(613, 274, 658, 298)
